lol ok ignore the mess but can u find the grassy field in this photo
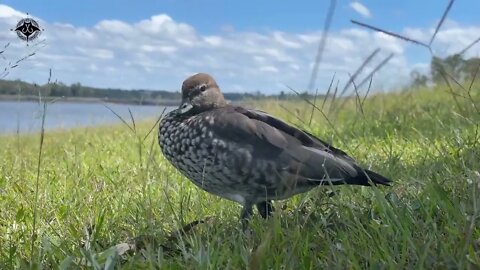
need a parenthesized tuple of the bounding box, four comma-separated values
(1, 85, 479, 269)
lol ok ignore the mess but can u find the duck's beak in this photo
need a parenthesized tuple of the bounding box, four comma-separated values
(178, 99, 193, 114)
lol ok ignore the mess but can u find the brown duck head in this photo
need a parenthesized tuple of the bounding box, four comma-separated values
(178, 73, 227, 114)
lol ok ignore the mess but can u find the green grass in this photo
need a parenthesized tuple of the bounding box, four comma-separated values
(1, 85, 479, 269)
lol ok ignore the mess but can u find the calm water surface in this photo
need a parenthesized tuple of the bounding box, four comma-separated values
(0, 101, 175, 134)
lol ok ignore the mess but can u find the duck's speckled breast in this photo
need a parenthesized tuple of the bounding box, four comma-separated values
(158, 110, 255, 197)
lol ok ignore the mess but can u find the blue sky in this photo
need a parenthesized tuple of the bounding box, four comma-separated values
(4, 0, 480, 33)
(1, 0, 479, 93)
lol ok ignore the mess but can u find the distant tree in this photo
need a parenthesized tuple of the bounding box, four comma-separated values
(410, 70, 429, 88)
(429, 53, 480, 87)
(463, 57, 480, 81)
(70, 82, 82, 97)
(299, 91, 309, 99)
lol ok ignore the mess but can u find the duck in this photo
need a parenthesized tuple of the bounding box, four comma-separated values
(158, 73, 391, 223)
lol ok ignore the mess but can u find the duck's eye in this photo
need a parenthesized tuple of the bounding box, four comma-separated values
(199, 84, 207, 92)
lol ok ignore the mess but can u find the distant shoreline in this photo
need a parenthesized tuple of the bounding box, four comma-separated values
(0, 95, 180, 106)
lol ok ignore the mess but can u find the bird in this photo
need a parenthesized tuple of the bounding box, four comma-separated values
(158, 73, 391, 223)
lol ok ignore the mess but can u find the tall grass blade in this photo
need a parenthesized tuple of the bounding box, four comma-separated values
(103, 104, 135, 134)
(351, 20, 429, 48)
(429, 0, 455, 46)
(307, 0, 337, 91)
(321, 72, 336, 111)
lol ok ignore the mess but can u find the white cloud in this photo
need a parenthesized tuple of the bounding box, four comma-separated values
(76, 48, 114, 60)
(0, 5, 24, 19)
(95, 20, 133, 35)
(403, 26, 480, 57)
(259, 66, 279, 73)
(350, 1, 372, 19)
(1, 4, 480, 94)
(204, 36, 223, 47)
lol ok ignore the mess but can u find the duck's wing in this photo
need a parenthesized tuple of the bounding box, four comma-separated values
(212, 107, 357, 182)
(212, 106, 390, 186)
(242, 108, 353, 158)
(240, 107, 390, 185)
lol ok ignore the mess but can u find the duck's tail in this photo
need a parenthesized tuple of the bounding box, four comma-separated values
(346, 167, 392, 186)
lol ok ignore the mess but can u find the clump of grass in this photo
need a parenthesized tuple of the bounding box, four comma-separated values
(0, 84, 479, 269)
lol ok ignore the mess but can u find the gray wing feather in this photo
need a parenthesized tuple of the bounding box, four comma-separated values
(213, 107, 359, 182)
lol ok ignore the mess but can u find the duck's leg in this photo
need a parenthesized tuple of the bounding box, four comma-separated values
(256, 200, 274, 219)
(240, 202, 253, 229)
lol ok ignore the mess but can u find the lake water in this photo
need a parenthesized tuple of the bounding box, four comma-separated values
(0, 101, 176, 134)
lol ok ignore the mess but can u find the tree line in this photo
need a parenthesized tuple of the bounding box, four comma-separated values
(410, 54, 480, 88)
(0, 79, 180, 105)
(1, 53, 477, 105)
(0, 79, 304, 105)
